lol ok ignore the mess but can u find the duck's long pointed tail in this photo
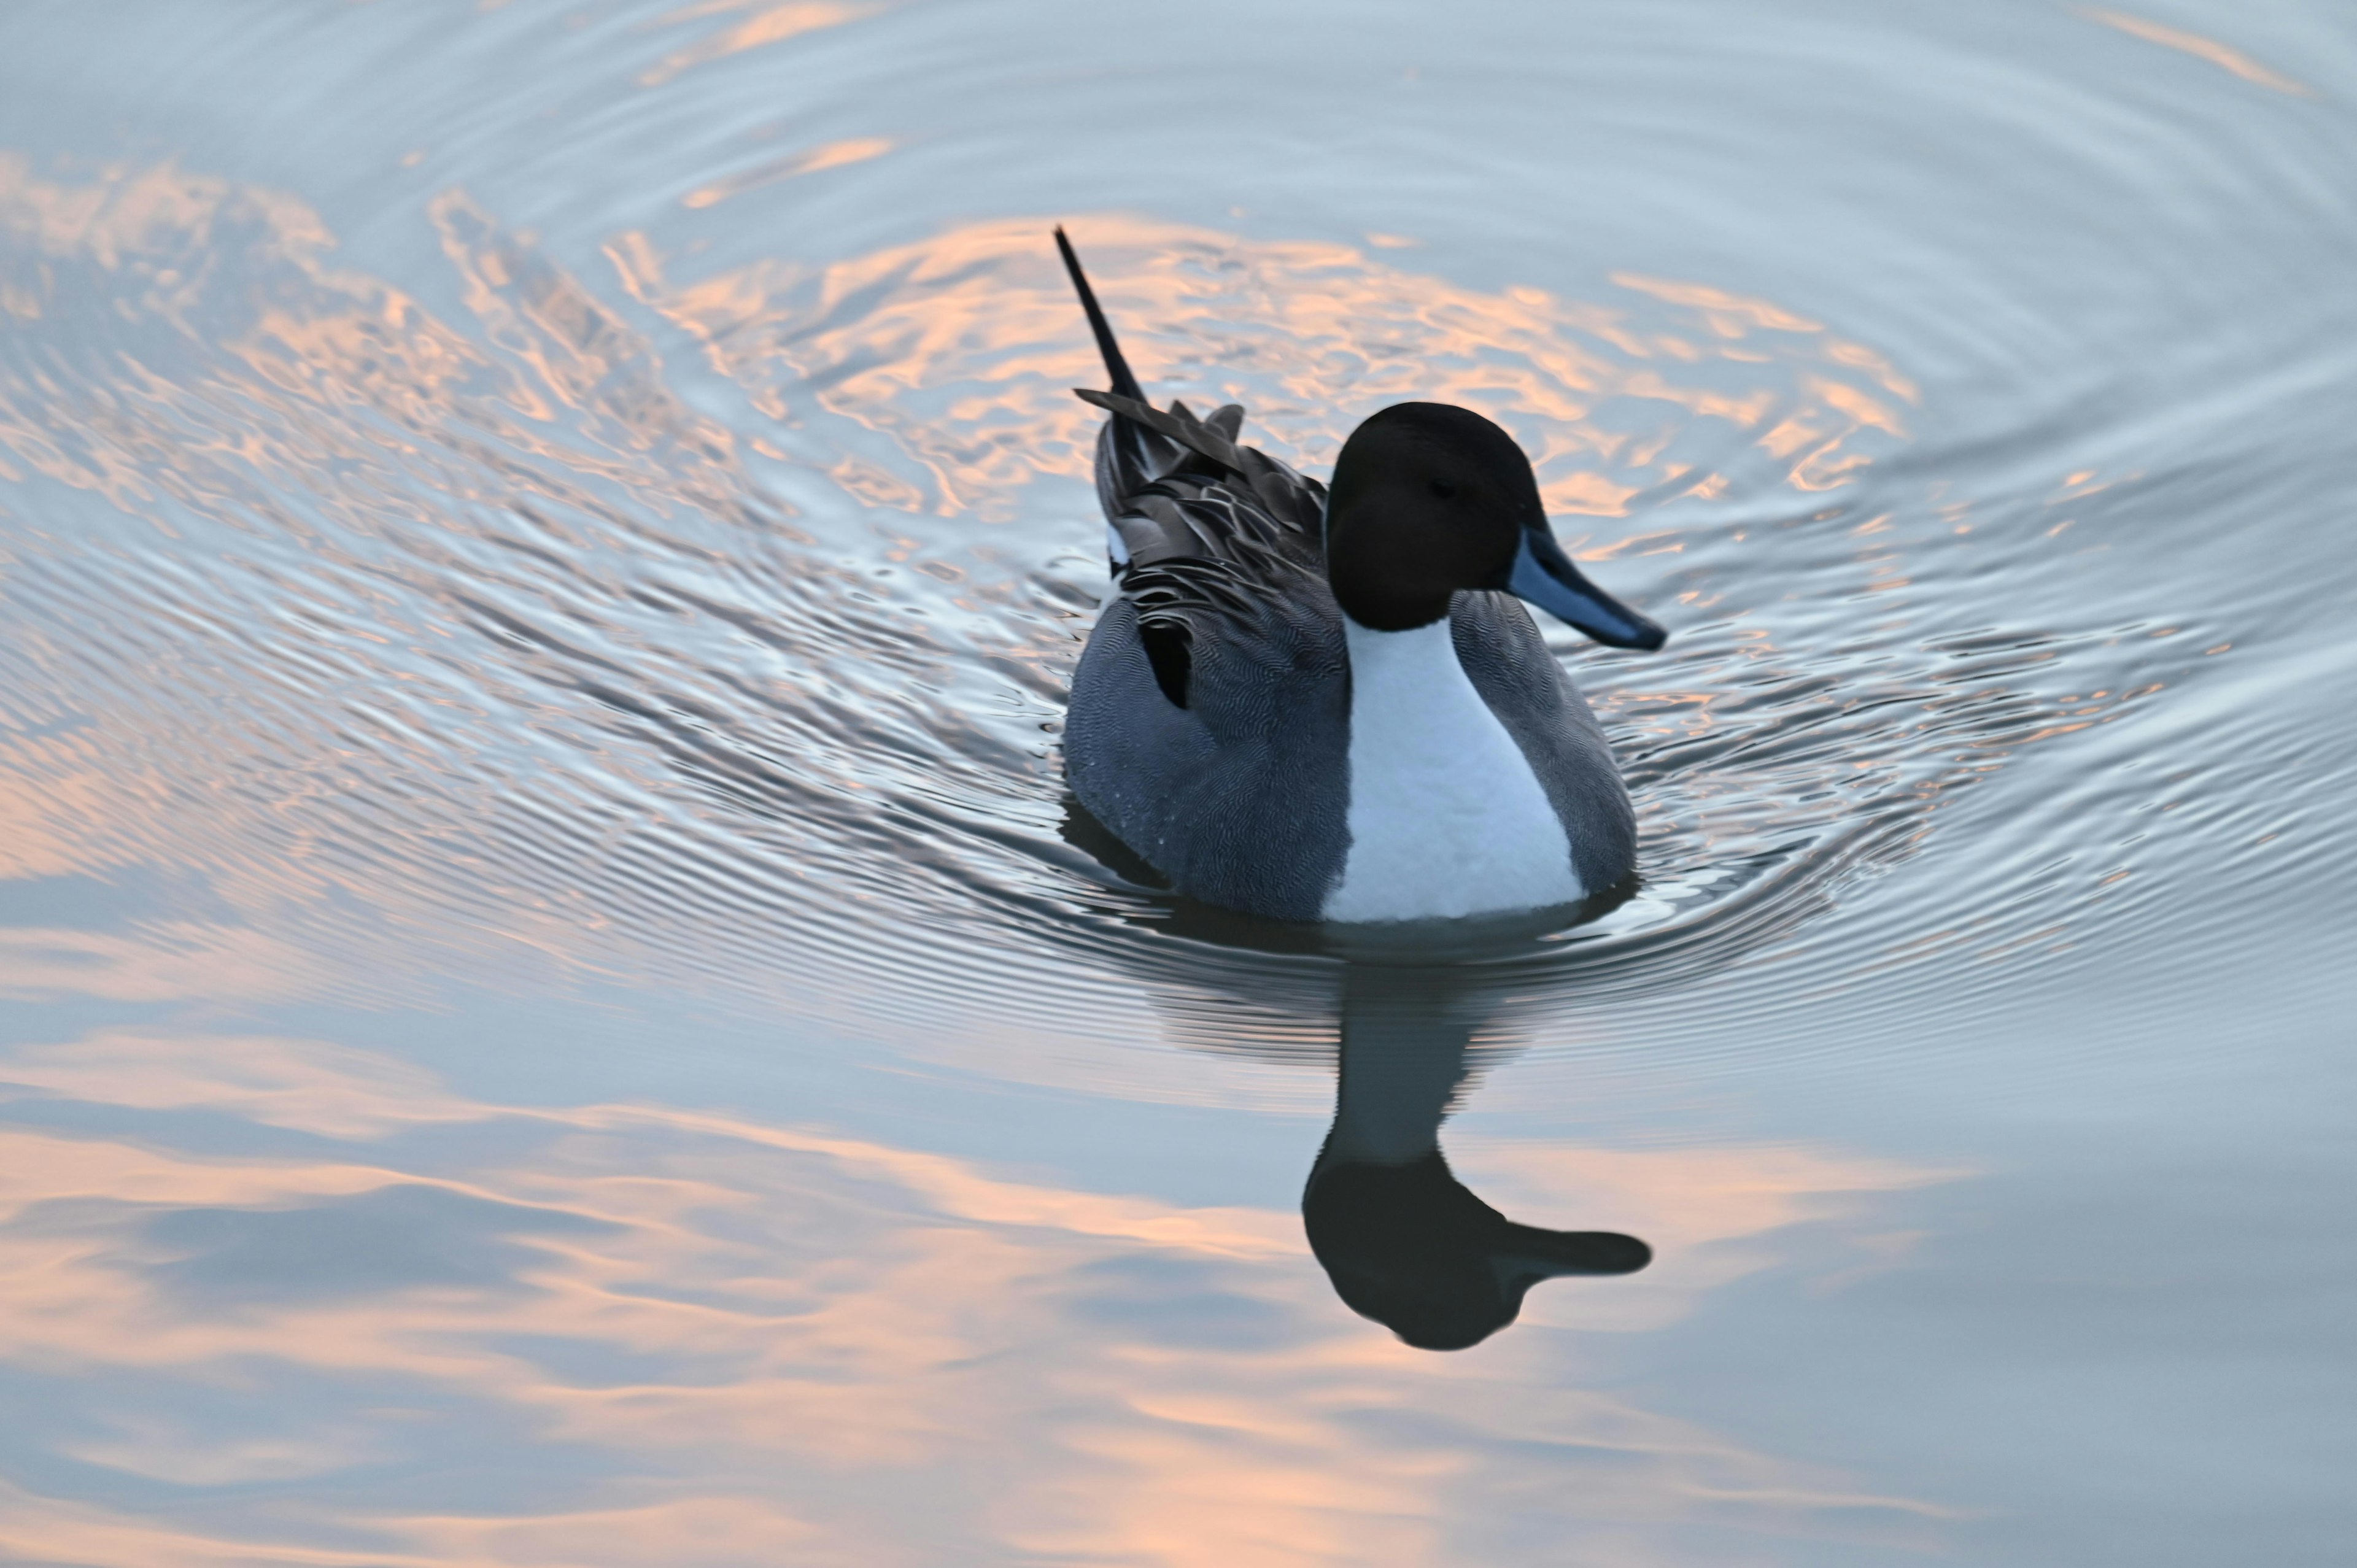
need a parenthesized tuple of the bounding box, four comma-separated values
(1055, 226, 1144, 403)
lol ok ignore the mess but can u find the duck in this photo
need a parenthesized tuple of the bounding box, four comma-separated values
(1055, 228, 1667, 924)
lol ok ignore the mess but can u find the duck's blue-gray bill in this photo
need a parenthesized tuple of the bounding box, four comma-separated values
(1505, 530, 1668, 650)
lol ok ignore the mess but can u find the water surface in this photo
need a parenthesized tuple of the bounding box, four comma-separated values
(2, 1, 2354, 1562)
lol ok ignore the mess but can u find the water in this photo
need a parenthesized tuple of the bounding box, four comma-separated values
(2, 0, 2353, 1561)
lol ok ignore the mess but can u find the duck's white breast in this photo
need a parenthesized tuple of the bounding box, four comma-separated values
(1322, 616, 1585, 923)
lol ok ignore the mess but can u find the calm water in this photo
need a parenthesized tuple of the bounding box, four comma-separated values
(3, 1, 2355, 1561)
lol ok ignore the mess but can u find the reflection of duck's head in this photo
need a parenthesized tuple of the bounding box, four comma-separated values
(1303, 1141, 1651, 1351)
(1325, 402, 1666, 647)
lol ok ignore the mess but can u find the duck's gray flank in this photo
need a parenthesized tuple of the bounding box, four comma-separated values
(1446, 590, 1636, 897)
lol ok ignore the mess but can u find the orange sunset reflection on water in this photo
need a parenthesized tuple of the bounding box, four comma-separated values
(0, 1029, 1956, 1566)
(608, 213, 1916, 526)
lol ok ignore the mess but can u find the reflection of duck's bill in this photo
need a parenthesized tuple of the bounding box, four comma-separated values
(1302, 1148, 1652, 1351)
(1494, 1222, 1651, 1277)
(1504, 528, 1668, 651)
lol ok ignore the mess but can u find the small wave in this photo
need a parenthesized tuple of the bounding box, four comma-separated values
(0, 160, 2274, 1084)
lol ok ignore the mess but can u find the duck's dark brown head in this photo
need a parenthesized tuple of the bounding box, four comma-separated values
(1325, 401, 1667, 649)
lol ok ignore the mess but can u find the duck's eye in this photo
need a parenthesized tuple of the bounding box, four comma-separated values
(1428, 479, 1458, 500)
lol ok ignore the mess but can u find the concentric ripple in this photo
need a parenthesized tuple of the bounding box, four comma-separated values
(0, 131, 2331, 1078)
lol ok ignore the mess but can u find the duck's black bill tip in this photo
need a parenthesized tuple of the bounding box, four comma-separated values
(1505, 530, 1668, 651)
(1502, 1226, 1653, 1278)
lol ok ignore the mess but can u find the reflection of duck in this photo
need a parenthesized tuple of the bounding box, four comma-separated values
(1304, 965, 1649, 1350)
(1054, 229, 1668, 925)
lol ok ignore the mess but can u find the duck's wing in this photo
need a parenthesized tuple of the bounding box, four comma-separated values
(1064, 423, 1349, 917)
(1077, 393, 1334, 711)
(1064, 516, 1350, 919)
(1055, 230, 1351, 921)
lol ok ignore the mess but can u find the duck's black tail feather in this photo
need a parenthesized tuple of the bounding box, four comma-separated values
(1055, 226, 1144, 403)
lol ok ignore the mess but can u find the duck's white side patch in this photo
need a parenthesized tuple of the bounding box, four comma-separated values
(1323, 617, 1584, 923)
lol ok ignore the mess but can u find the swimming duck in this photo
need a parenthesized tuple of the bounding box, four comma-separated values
(1056, 229, 1666, 924)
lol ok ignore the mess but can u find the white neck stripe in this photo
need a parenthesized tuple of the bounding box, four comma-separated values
(1323, 615, 1583, 922)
